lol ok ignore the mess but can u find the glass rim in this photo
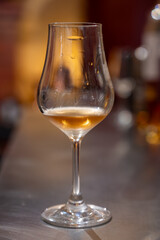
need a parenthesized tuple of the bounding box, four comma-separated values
(48, 22, 102, 28)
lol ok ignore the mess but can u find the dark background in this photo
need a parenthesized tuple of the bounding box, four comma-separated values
(0, 0, 159, 161)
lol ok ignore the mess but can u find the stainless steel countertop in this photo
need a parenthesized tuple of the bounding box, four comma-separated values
(0, 106, 160, 240)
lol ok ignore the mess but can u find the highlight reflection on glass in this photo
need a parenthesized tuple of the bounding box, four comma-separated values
(37, 22, 114, 228)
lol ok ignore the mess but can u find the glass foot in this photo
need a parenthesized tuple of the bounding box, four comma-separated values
(41, 203, 111, 228)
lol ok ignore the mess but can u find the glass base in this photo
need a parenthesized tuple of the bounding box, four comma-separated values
(41, 202, 111, 228)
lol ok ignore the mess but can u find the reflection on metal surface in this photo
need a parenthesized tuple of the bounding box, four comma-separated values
(143, 232, 160, 240)
(85, 229, 102, 240)
(114, 140, 130, 158)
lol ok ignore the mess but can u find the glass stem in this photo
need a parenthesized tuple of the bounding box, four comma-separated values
(68, 140, 84, 206)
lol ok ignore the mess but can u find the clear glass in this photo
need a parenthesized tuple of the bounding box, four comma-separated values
(37, 22, 114, 228)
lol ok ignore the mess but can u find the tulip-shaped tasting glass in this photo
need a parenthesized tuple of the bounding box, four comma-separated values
(37, 22, 114, 228)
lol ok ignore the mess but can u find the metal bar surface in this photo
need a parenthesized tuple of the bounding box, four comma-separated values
(0, 107, 160, 240)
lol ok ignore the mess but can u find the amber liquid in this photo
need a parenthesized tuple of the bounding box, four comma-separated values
(43, 107, 106, 139)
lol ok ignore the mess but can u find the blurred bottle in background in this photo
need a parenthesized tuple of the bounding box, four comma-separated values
(109, 48, 135, 131)
(108, 4, 160, 145)
(135, 6, 160, 145)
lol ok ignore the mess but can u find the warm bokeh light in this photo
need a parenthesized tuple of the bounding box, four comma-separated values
(13, 0, 87, 104)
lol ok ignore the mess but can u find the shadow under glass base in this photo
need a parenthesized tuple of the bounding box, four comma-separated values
(41, 202, 111, 228)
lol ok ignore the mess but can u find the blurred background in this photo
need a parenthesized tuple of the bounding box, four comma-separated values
(0, 0, 159, 161)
